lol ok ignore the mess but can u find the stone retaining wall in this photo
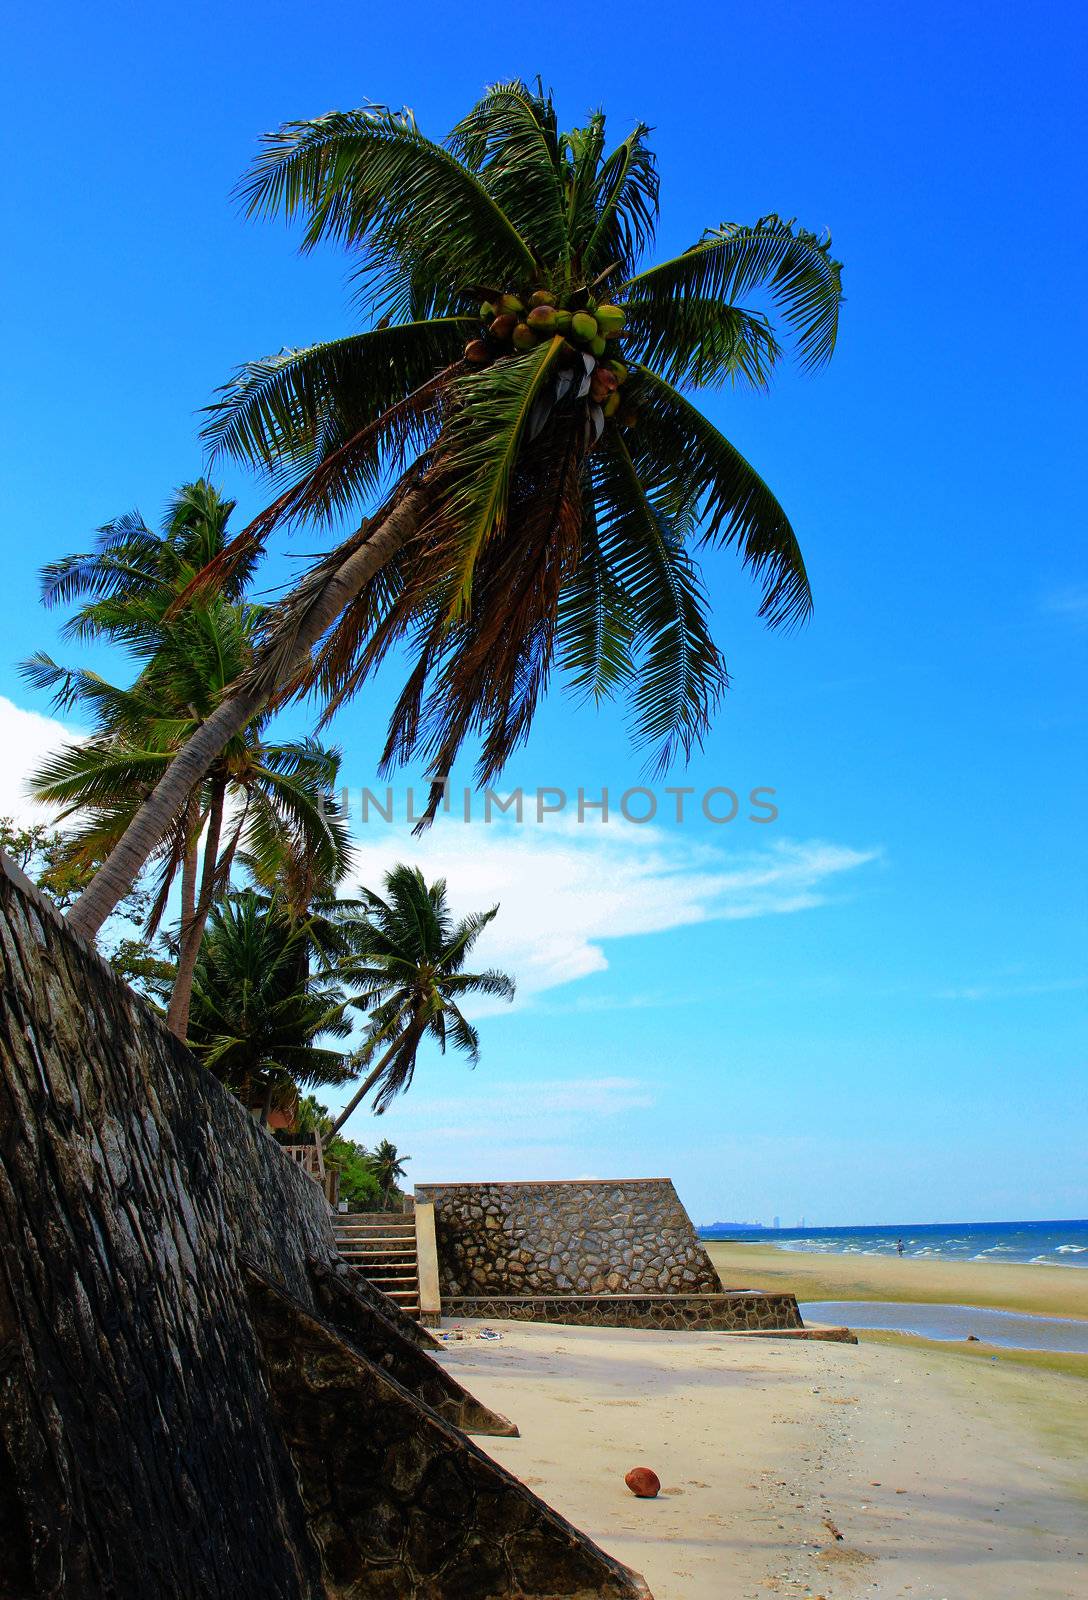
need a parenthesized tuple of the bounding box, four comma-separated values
(443, 1291, 804, 1332)
(0, 855, 649, 1600)
(417, 1178, 723, 1298)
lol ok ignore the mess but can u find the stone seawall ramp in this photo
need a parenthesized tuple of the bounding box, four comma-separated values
(0, 853, 651, 1599)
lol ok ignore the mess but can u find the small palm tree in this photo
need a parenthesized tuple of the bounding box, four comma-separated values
(366, 1138, 410, 1210)
(187, 890, 353, 1120)
(68, 83, 843, 940)
(327, 864, 514, 1137)
(23, 481, 351, 1035)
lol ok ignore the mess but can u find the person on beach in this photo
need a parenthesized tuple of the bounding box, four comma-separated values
(896, 1238, 905, 1256)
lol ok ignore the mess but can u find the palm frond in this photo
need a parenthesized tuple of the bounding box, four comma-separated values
(202, 320, 471, 473)
(581, 124, 659, 278)
(556, 488, 637, 702)
(236, 105, 538, 303)
(633, 366, 812, 627)
(449, 80, 569, 267)
(594, 434, 728, 772)
(427, 335, 569, 614)
(621, 215, 843, 370)
(623, 297, 782, 389)
(561, 114, 607, 252)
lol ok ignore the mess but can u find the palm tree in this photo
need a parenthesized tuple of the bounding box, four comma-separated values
(187, 889, 353, 1121)
(327, 864, 514, 1137)
(366, 1138, 410, 1211)
(68, 82, 843, 940)
(23, 481, 351, 1035)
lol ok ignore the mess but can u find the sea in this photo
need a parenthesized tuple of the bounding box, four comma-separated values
(697, 1218, 1088, 1267)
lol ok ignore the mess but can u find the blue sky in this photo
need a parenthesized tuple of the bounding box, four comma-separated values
(2, 1, 1085, 1225)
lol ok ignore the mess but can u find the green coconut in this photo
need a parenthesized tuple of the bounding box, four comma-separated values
(530, 289, 557, 307)
(498, 293, 525, 315)
(527, 305, 558, 332)
(512, 323, 538, 351)
(489, 313, 517, 340)
(571, 311, 598, 341)
(553, 310, 572, 333)
(589, 335, 607, 356)
(479, 301, 497, 321)
(595, 304, 626, 335)
(608, 361, 629, 385)
(603, 391, 622, 418)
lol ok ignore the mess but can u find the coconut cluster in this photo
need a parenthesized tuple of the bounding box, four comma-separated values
(464, 288, 633, 422)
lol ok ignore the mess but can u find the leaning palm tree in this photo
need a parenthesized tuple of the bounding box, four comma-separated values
(68, 82, 843, 940)
(23, 482, 351, 1035)
(327, 864, 514, 1137)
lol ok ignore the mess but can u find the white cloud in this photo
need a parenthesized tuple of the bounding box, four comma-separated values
(936, 976, 1087, 1002)
(0, 696, 84, 825)
(345, 815, 878, 1004)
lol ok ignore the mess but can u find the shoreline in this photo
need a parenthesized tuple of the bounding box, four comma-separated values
(705, 1239, 1088, 1320)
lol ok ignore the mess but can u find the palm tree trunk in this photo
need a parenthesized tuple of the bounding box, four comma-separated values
(166, 773, 227, 1040)
(67, 489, 426, 943)
(177, 793, 200, 946)
(324, 1036, 402, 1145)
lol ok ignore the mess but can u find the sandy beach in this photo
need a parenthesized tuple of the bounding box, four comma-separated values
(441, 1318, 1087, 1599)
(705, 1240, 1088, 1319)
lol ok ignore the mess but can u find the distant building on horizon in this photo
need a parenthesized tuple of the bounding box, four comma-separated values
(772, 1216, 780, 1229)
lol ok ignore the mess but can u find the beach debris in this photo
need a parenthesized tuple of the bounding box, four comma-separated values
(966, 1333, 980, 1342)
(822, 1516, 844, 1541)
(624, 1466, 661, 1498)
(436, 1326, 503, 1343)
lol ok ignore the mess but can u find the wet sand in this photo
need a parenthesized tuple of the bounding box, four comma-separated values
(800, 1298, 1088, 1351)
(441, 1318, 1088, 1600)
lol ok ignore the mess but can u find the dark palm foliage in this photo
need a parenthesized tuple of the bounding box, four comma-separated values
(187, 890, 353, 1117)
(68, 85, 843, 940)
(328, 863, 514, 1131)
(23, 481, 351, 1032)
(205, 82, 843, 814)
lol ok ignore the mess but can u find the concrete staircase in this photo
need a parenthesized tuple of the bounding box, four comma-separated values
(332, 1212, 420, 1318)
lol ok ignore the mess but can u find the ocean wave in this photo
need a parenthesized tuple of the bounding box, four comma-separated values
(728, 1222, 1088, 1267)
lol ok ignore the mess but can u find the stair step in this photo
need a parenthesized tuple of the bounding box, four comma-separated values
(339, 1259, 416, 1269)
(335, 1237, 416, 1246)
(337, 1234, 415, 1241)
(337, 1250, 416, 1261)
(333, 1221, 422, 1320)
(334, 1219, 414, 1229)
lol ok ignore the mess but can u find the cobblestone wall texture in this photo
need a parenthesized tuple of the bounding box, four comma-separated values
(0, 858, 649, 1600)
(442, 1291, 804, 1332)
(417, 1179, 724, 1298)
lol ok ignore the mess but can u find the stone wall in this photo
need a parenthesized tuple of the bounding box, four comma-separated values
(417, 1179, 723, 1298)
(0, 856, 649, 1600)
(442, 1291, 805, 1333)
